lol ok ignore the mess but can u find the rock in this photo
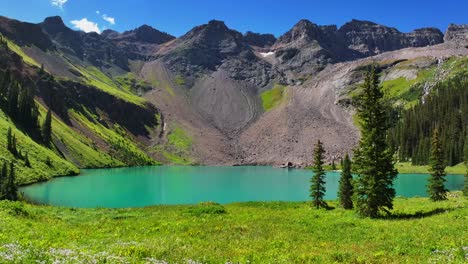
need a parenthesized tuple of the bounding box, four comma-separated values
(444, 24, 468, 43)
(244, 31, 276, 48)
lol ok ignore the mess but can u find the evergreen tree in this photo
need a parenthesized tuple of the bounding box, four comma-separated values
(7, 81, 19, 118)
(353, 67, 398, 218)
(331, 159, 337, 170)
(338, 153, 353, 209)
(7, 127, 12, 152)
(42, 108, 52, 146)
(310, 140, 328, 209)
(11, 134, 17, 157)
(4, 162, 18, 201)
(0, 162, 6, 199)
(24, 152, 31, 168)
(427, 128, 448, 201)
(464, 136, 468, 196)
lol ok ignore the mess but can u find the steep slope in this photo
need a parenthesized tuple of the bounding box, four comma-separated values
(0, 30, 161, 184)
(1, 14, 467, 171)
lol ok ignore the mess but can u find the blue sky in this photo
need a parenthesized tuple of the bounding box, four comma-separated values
(0, 0, 466, 36)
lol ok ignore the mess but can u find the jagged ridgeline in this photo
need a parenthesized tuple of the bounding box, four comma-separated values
(389, 75, 467, 166)
(0, 14, 467, 170)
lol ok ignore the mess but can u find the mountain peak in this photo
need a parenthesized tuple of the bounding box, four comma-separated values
(108, 24, 175, 44)
(207, 20, 228, 29)
(40, 16, 70, 35)
(43, 16, 65, 26)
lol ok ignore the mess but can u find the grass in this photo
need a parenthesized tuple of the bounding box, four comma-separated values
(67, 63, 146, 106)
(2, 36, 41, 68)
(70, 110, 156, 167)
(174, 75, 186, 86)
(35, 104, 120, 169)
(381, 68, 435, 107)
(0, 110, 79, 185)
(261, 84, 286, 111)
(0, 194, 466, 263)
(149, 126, 194, 165)
(396, 162, 466, 175)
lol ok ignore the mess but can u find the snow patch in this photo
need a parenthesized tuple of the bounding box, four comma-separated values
(260, 51, 275, 57)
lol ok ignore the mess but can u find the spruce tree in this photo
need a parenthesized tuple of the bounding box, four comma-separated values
(0, 162, 6, 199)
(7, 127, 12, 152)
(24, 152, 31, 168)
(464, 137, 468, 196)
(5, 162, 18, 201)
(338, 153, 353, 209)
(42, 108, 52, 146)
(310, 140, 327, 209)
(427, 128, 448, 201)
(353, 67, 398, 218)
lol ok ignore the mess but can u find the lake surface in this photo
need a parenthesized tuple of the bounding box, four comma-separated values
(20, 166, 464, 208)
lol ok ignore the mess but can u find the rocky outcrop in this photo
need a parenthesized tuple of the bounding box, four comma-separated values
(405, 28, 444, 47)
(0, 16, 53, 51)
(160, 20, 279, 87)
(444, 24, 468, 42)
(116, 25, 175, 44)
(244, 31, 276, 48)
(102, 25, 175, 60)
(337, 20, 444, 57)
(40, 16, 129, 70)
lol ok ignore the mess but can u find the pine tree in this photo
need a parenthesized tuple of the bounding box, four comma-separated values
(6, 127, 12, 152)
(427, 128, 448, 201)
(338, 153, 353, 209)
(24, 152, 31, 168)
(42, 108, 52, 146)
(353, 67, 398, 218)
(331, 159, 337, 170)
(464, 137, 468, 196)
(5, 162, 18, 201)
(310, 140, 327, 209)
(0, 162, 6, 199)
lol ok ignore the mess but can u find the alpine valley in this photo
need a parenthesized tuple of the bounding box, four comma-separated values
(0, 15, 467, 185)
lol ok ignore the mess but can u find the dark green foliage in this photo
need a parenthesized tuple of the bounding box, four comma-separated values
(389, 77, 467, 166)
(42, 108, 52, 146)
(427, 128, 448, 201)
(24, 152, 31, 168)
(310, 140, 328, 209)
(338, 154, 353, 209)
(7, 127, 13, 152)
(0, 162, 18, 201)
(45, 156, 53, 167)
(0, 162, 6, 199)
(0, 70, 41, 138)
(353, 67, 398, 218)
(464, 138, 468, 196)
(331, 160, 336, 170)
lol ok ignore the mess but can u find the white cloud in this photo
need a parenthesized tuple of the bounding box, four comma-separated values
(102, 14, 115, 25)
(70, 18, 101, 33)
(51, 0, 68, 9)
(96, 10, 100, 15)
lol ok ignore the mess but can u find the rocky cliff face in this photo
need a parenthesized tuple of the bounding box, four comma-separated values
(444, 24, 468, 42)
(267, 19, 445, 79)
(103, 25, 175, 59)
(244, 31, 276, 48)
(160, 20, 279, 87)
(39, 16, 129, 70)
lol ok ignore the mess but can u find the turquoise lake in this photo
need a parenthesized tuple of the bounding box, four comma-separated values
(20, 166, 465, 208)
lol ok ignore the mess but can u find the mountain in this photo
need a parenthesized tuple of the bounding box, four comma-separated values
(0, 15, 467, 183)
(103, 25, 175, 59)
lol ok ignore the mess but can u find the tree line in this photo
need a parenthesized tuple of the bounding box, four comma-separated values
(388, 76, 467, 166)
(309, 67, 466, 218)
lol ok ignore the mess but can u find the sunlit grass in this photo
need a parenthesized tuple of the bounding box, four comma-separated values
(0, 194, 466, 263)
